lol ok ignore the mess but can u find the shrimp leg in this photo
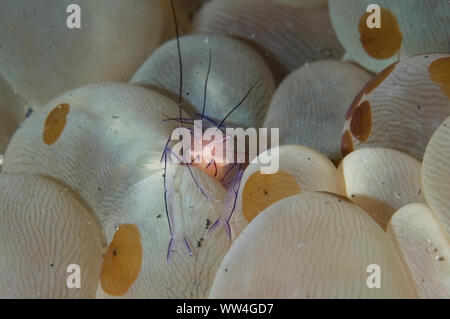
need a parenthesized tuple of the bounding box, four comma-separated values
(207, 165, 244, 240)
(163, 147, 192, 264)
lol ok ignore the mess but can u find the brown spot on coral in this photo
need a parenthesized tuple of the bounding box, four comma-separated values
(350, 101, 372, 142)
(346, 61, 397, 121)
(100, 224, 143, 296)
(43, 103, 70, 145)
(341, 130, 354, 157)
(358, 7, 403, 60)
(429, 57, 450, 98)
(364, 62, 398, 95)
(346, 87, 365, 121)
(242, 170, 301, 223)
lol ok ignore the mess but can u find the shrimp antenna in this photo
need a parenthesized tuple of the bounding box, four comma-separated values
(163, 153, 173, 237)
(218, 76, 263, 129)
(170, 0, 183, 124)
(201, 48, 212, 119)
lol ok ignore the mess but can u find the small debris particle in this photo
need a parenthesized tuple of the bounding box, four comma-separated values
(156, 214, 161, 219)
(50, 264, 54, 267)
(297, 241, 306, 248)
(25, 108, 33, 118)
(113, 250, 117, 256)
(196, 237, 204, 248)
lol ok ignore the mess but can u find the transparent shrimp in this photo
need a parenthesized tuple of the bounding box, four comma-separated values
(161, 0, 262, 262)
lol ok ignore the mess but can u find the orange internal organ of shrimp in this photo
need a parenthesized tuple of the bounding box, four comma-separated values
(189, 127, 248, 184)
